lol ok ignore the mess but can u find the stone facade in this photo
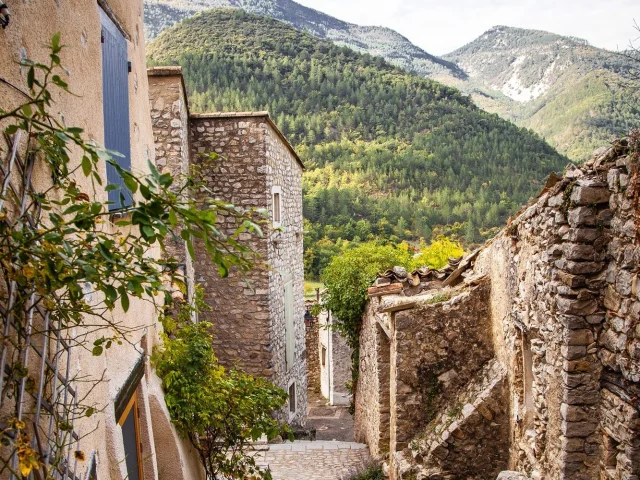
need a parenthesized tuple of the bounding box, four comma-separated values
(355, 138, 640, 479)
(1, 4, 204, 479)
(148, 73, 307, 425)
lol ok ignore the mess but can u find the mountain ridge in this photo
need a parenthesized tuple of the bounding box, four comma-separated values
(143, 1, 639, 162)
(147, 9, 568, 275)
(144, 0, 466, 78)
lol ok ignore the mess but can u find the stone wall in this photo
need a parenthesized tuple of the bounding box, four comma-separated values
(355, 137, 640, 479)
(188, 115, 272, 377)
(187, 113, 306, 425)
(306, 318, 321, 393)
(147, 68, 194, 299)
(263, 117, 307, 425)
(355, 301, 391, 457)
(330, 325, 353, 405)
(391, 280, 494, 452)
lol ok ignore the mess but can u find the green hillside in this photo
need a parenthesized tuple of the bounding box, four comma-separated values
(148, 9, 569, 277)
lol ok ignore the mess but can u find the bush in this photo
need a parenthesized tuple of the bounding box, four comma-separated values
(154, 320, 291, 479)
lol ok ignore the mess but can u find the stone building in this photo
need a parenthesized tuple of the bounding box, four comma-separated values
(0, 2, 203, 479)
(355, 139, 640, 479)
(148, 68, 307, 425)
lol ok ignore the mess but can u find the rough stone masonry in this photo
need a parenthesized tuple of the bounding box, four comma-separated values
(148, 68, 307, 426)
(355, 136, 640, 479)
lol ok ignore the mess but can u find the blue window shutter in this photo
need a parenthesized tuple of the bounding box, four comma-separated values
(100, 9, 132, 210)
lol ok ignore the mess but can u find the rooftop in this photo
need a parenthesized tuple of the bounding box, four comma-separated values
(191, 111, 304, 170)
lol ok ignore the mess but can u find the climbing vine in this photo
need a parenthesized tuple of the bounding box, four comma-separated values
(0, 35, 264, 478)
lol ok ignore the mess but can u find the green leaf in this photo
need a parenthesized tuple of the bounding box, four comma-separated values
(92, 345, 103, 356)
(52, 32, 61, 50)
(21, 104, 33, 118)
(122, 174, 139, 194)
(81, 156, 92, 177)
(120, 292, 130, 312)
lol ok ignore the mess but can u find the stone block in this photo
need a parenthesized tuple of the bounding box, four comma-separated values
(556, 296, 598, 316)
(568, 207, 597, 226)
(570, 185, 610, 205)
(604, 285, 622, 312)
(562, 420, 598, 437)
(562, 243, 596, 261)
(555, 259, 605, 275)
(565, 329, 594, 346)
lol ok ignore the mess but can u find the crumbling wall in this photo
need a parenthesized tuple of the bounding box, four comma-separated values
(355, 137, 640, 480)
(355, 301, 391, 457)
(473, 141, 640, 479)
(391, 280, 494, 451)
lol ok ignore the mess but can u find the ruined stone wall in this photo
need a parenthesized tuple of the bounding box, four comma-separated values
(188, 116, 272, 378)
(356, 138, 640, 480)
(472, 142, 640, 479)
(264, 122, 307, 425)
(391, 280, 494, 452)
(597, 150, 640, 479)
(355, 301, 391, 457)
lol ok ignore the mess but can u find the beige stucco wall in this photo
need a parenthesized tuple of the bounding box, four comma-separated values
(0, 2, 203, 479)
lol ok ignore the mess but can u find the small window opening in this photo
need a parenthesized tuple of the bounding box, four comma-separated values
(522, 334, 534, 428)
(289, 383, 296, 414)
(273, 192, 281, 224)
(603, 433, 620, 472)
(321, 346, 327, 367)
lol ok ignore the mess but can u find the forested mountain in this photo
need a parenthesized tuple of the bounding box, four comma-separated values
(147, 9, 568, 277)
(440, 26, 640, 161)
(143, 1, 638, 162)
(144, 0, 464, 77)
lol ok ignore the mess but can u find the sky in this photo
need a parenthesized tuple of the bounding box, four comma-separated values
(294, 0, 639, 55)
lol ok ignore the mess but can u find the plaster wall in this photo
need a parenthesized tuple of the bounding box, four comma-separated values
(0, 2, 204, 479)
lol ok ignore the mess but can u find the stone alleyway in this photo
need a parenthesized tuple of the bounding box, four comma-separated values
(254, 391, 372, 479)
(254, 441, 371, 480)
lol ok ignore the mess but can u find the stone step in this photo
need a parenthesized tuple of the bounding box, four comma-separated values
(395, 358, 509, 479)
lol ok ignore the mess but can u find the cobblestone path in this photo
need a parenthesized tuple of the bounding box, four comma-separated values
(254, 441, 371, 480)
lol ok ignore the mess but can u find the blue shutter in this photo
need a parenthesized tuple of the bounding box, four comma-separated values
(100, 9, 132, 210)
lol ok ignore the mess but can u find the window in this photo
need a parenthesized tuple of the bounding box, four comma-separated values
(289, 383, 296, 414)
(100, 8, 132, 210)
(284, 281, 294, 370)
(321, 346, 326, 367)
(603, 433, 620, 473)
(118, 393, 143, 480)
(86, 452, 98, 480)
(272, 186, 282, 226)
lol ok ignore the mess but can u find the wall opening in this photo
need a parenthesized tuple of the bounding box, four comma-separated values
(321, 346, 326, 367)
(521, 332, 534, 429)
(603, 432, 620, 473)
(272, 186, 282, 226)
(289, 382, 296, 414)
